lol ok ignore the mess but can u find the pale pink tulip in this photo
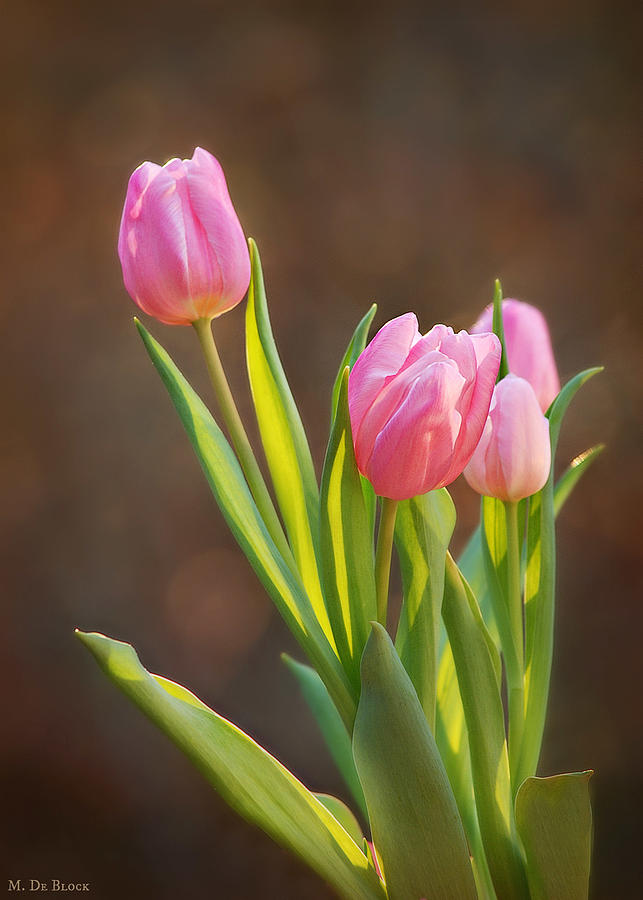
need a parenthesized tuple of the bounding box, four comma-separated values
(472, 299, 560, 412)
(348, 314, 501, 500)
(118, 147, 251, 326)
(464, 374, 551, 502)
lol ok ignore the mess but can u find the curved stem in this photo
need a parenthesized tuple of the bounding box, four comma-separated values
(374, 497, 398, 627)
(192, 317, 294, 566)
(504, 500, 524, 793)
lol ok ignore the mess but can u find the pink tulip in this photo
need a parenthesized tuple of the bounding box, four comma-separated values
(118, 147, 251, 326)
(472, 299, 560, 412)
(348, 314, 501, 500)
(463, 374, 551, 502)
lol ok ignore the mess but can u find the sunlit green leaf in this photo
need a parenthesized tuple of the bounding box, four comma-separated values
(353, 623, 477, 900)
(135, 320, 355, 729)
(515, 771, 593, 900)
(394, 488, 455, 730)
(245, 240, 333, 644)
(331, 304, 377, 422)
(77, 631, 384, 900)
(282, 653, 367, 819)
(442, 555, 528, 900)
(553, 445, 604, 516)
(519, 367, 603, 786)
(315, 794, 364, 846)
(320, 370, 377, 692)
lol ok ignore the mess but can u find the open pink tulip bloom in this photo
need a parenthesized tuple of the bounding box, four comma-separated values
(472, 298, 560, 412)
(464, 374, 551, 502)
(348, 314, 501, 500)
(118, 147, 251, 326)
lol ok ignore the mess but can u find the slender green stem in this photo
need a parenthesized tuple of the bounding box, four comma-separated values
(374, 497, 398, 627)
(192, 317, 294, 566)
(504, 500, 524, 793)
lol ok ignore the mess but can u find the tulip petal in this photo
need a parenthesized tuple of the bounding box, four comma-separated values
(348, 313, 419, 434)
(186, 156, 251, 317)
(367, 362, 466, 499)
(441, 331, 500, 485)
(473, 300, 560, 412)
(494, 376, 551, 501)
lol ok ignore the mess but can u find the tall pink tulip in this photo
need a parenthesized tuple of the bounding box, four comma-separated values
(118, 147, 251, 326)
(472, 299, 560, 412)
(348, 314, 501, 500)
(463, 374, 551, 502)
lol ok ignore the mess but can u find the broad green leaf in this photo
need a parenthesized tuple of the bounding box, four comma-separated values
(135, 320, 355, 729)
(394, 488, 455, 730)
(442, 555, 528, 900)
(320, 370, 377, 692)
(245, 240, 333, 644)
(492, 278, 509, 380)
(331, 304, 377, 422)
(282, 653, 367, 819)
(77, 631, 384, 900)
(553, 444, 604, 516)
(315, 794, 364, 846)
(515, 772, 593, 900)
(352, 623, 477, 900)
(519, 367, 603, 785)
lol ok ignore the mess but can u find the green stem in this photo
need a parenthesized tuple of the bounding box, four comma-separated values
(504, 500, 524, 794)
(192, 317, 294, 566)
(374, 498, 398, 626)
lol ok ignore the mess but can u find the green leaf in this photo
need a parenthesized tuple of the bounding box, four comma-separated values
(331, 306, 378, 538)
(442, 555, 528, 900)
(320, 370, 377, 692)
(315, 794, 364, 846)
(331, 304, 377, 422)
(245, 240, 333, 644)
(553, 445, 605, 516)
(492, 278, 509, 380)
(437, 441, 603, 864)
(77, 631, 384, 900)
(515, 772, 593, 900)
(519, 367, 603, 786)
(135, 320, 355, 730)
(282, 653, 367, 819)
(394, 488, 456, 731)
(352, 622, 477, 900)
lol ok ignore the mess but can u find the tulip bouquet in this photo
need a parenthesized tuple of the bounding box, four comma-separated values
(78, 148, 603, 899)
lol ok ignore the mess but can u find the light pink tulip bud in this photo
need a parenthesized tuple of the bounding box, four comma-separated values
(472, 299, 560, 412)
(463, 374, 551, 502)
(348, 314, 501, 500)
(118, 147, 251, 326)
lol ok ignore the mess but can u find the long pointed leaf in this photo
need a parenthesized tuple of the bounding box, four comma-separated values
(515, 772, 593, 900)
(320, 370, 377, 692)
(136, 320, 355, 729)
(394, 488, 455, 730)
(353, 623, 477, 900)
(282, 653, 367, 819)
(442, 555, 528, 900)
(331, 304, 377, 422)
(246, 240, 333, 643)
(77, 631, 384, 900)
(519, 367, 602, 784)
(331, 305, 378, 536)
(553, 444, 604, 516)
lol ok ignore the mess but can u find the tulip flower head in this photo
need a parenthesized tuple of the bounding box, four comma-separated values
(118, 147, 251, 326)
(463, 374, 551, 502)
(472, 299, 560, 412)
(348, 314, 501, 500)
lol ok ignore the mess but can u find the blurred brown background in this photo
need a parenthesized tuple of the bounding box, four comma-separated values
(2, 0, 641, 897)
